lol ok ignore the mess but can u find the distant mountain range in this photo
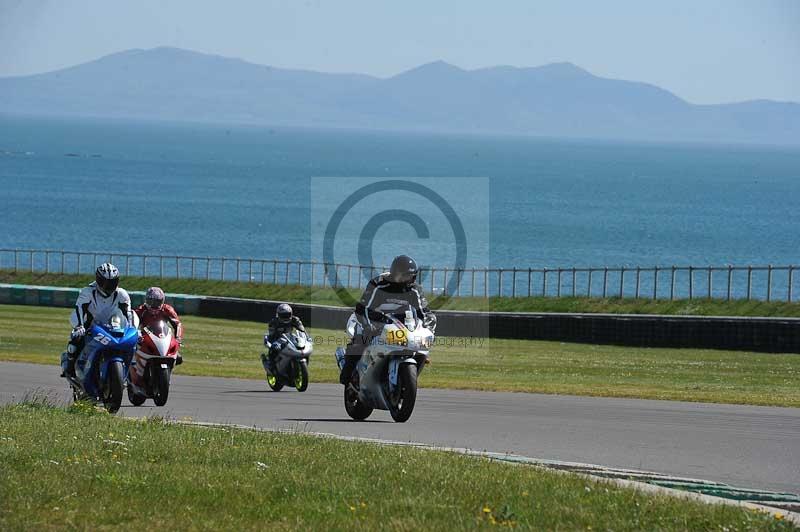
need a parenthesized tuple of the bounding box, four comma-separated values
(1, 46, 798, 145)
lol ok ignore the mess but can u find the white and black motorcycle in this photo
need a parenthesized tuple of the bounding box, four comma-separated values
(335, 303, 434, 422)
(261, 331, 313, 392)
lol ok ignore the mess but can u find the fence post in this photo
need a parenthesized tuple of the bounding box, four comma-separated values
(619, 267, 625, 298)
(653, 266, 658, 300)
(45, 251, 49, 273)
(556, 268, 562, 297)
(221, 259, 226, 280)
(30, 251, 34, 273)
(430, 267, 436, 293)
(587, 269, 593, 297)
(206, 258, 210, 280)
(635, 267, 641, 299)
(456, 269, 462, 297)
(311, 262, 316, 287)
(542, 268, 548, 297)
(14, 249, 18, 272)
(571, 268, 576, 297)
(670, 266, 675, 300)
(767, 264, 772, 302)
(688, 266, 693, 299)
(726, 265, 732, 301)
(472, 269, 476, 297)
(512, 268, 517, 298)
(496, 268, 502, 297)
(789, 266, 794, 302)
(747, 266, 752, 300)
(347, 265, 352, 288)
(61, 251, 65, 274)
(602, 267, 608, 298)
(176, 256, 180, 279)
(285, 261, 290, 285)
(484, 269, 488, 298)
(160, 255, 164, 280)
(126, 255, 131, 277)
(707, 267, 712, 299)
(528, 268, 532, 297)
(272, 261, 278, 284)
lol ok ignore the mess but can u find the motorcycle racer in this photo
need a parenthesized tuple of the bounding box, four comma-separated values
(339, 255, 437, 385)
(134, 286, 184, 364)
(61, 263, 135, 378)
(264, 303, 305, 373)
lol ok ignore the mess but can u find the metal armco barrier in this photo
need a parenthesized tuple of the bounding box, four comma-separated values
(3, 283, 798, 353)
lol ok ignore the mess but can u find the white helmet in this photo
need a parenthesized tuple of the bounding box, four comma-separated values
(95, 263, 119, 296)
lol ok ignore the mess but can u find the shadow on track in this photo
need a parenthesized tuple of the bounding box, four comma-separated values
(282, 418, 392, 424)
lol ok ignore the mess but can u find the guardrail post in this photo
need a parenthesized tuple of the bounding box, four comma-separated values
(688, 266, 693, 299)
(767, 264, 772, 302)
(602, 267, 608, 298)
(587, 269, 593, 297)
(619, 267, 625, 298)
(635, 267, 641, 299)
(707, 267, 712, 299)
(512, 267, 517, 298)
(726, 265, 732, 301)
(789, 266, 794, 302)
(653, 266, 658, 300)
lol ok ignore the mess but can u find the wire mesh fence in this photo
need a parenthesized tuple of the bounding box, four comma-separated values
(0, 248, 796, 302)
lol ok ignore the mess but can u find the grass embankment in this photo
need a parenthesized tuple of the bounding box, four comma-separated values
(2, 304, 799, 407)
(2, 270, 799, 317)
(0, 402, 794, 531)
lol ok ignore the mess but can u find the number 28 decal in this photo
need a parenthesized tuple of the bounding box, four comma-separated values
(93, 333, 111, 346)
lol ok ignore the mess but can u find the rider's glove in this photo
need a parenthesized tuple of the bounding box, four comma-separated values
(70, 326, 85, 340)
(263, 335, 271, 347)
(176, 337, 184, 346)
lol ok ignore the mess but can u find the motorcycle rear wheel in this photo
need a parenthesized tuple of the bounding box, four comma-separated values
(153, 366, 171, 407)
(104, 361, 124, 414)
(294, 360, 309, 392)
(389, 364, 418, 423)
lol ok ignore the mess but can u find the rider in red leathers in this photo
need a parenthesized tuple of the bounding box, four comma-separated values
(135, 287, 184, 364)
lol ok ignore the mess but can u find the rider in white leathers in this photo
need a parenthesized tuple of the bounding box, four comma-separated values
(61, 263, 136, 377)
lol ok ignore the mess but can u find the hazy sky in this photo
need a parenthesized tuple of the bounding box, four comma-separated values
(1, 0, 798, 104)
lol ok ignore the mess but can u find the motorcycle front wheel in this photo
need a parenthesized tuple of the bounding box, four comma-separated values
(294, 360, 309, 392)
(389, 363, 418, 423)
(103, 360, 124, 414)
(266, 372, 284, 391)
(152, 366, 171, 406)
(344, 383, 373, 420)
(127, 382, 146, 406)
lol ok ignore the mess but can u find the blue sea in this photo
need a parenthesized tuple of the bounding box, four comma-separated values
(1, 115, 799, 276)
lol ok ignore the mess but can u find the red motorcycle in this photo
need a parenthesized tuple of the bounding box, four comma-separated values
(127, 319, 181, 406)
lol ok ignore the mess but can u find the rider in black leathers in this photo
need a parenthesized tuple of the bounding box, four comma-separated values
(339, 255, 437, 385)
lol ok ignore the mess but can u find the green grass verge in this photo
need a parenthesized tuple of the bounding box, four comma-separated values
(2, 304, 799, 407)
(3, 270, 800, 316)
(0, 402, 794, 531)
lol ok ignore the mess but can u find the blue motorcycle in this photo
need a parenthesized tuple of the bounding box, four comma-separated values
(61, 309, 138, 413)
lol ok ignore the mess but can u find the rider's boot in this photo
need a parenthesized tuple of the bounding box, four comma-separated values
(60, 344, 78, 378)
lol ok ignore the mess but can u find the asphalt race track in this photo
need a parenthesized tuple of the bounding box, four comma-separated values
(1, 361, 798, 494)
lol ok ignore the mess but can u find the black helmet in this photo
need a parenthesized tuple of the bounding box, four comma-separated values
(388, 255, 418, 285)
(276, 303, 293, 324)
(95, 263, 120, 297)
